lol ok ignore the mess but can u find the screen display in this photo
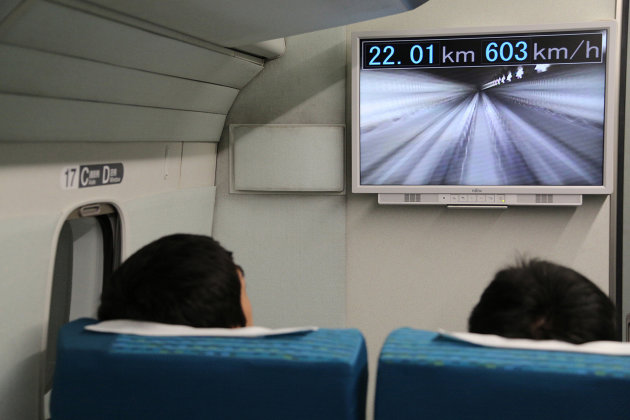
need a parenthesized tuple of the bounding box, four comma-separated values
(359, 29, 607, 187)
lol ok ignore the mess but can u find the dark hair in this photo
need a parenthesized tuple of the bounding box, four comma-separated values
(98, 234, 246, 328)
(468, 259, 617, 344)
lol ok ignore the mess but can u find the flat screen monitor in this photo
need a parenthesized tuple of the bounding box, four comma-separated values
(351, 22, 618, 202)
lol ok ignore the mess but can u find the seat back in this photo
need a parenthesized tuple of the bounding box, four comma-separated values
(51, 318, 367, 420)
(375, 328, 630, 420)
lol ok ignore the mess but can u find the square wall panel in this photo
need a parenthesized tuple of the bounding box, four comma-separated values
(229, 124, 345, 193)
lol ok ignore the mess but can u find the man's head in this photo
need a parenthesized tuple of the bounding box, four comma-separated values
(98, 234, 252, 328)
(468, 259, 616, 344)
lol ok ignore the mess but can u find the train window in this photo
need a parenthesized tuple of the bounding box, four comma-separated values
(43, 203, 121, 419)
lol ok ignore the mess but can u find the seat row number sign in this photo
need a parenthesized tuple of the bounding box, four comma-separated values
(60, 163, 124, 189)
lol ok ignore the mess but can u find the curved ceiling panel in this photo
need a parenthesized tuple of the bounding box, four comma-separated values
(80, 0, 430, 47)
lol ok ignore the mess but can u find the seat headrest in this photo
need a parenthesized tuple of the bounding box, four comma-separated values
(51, 318, 367, 420)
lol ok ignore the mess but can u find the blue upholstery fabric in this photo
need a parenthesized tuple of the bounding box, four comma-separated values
(51, 318, 367, 420)
(375, 328, 630, 420)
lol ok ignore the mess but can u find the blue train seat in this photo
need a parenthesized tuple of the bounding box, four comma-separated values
(375, 328, 630, 420)
(51, 318, 367, 420)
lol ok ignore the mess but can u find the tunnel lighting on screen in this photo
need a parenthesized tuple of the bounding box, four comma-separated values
(351, 22, 618, 200)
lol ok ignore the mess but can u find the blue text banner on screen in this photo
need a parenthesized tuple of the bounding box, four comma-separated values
(362, 31, 604, 69)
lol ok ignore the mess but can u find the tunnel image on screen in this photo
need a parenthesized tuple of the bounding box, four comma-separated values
(359, 63, 606, 186)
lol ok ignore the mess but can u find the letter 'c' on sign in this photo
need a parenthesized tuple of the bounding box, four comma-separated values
(80, 166, 90, 187)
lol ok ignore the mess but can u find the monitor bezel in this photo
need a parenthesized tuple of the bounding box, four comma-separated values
(351, 21, 619, 195)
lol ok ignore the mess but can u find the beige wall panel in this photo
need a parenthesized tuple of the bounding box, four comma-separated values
(0, 94, 225, 142)
(0, 142, 183, 217)
(213, 27, 347, 328)
(124, 187, 216, 255)
(0, 141, 216, 420)
(0, 0, 262, 88)
(180, 142, 217, 189)
(0, 213, 60, 420)
(0, 45, 239, 113)
(230, 124, 345, 193)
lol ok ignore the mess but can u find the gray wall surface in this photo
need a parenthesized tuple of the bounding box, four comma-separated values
(213, 27, 348, 328)
(213, 4, 618, 417)
(212, 0, 617, 383)
(0, 142, 217, 420)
